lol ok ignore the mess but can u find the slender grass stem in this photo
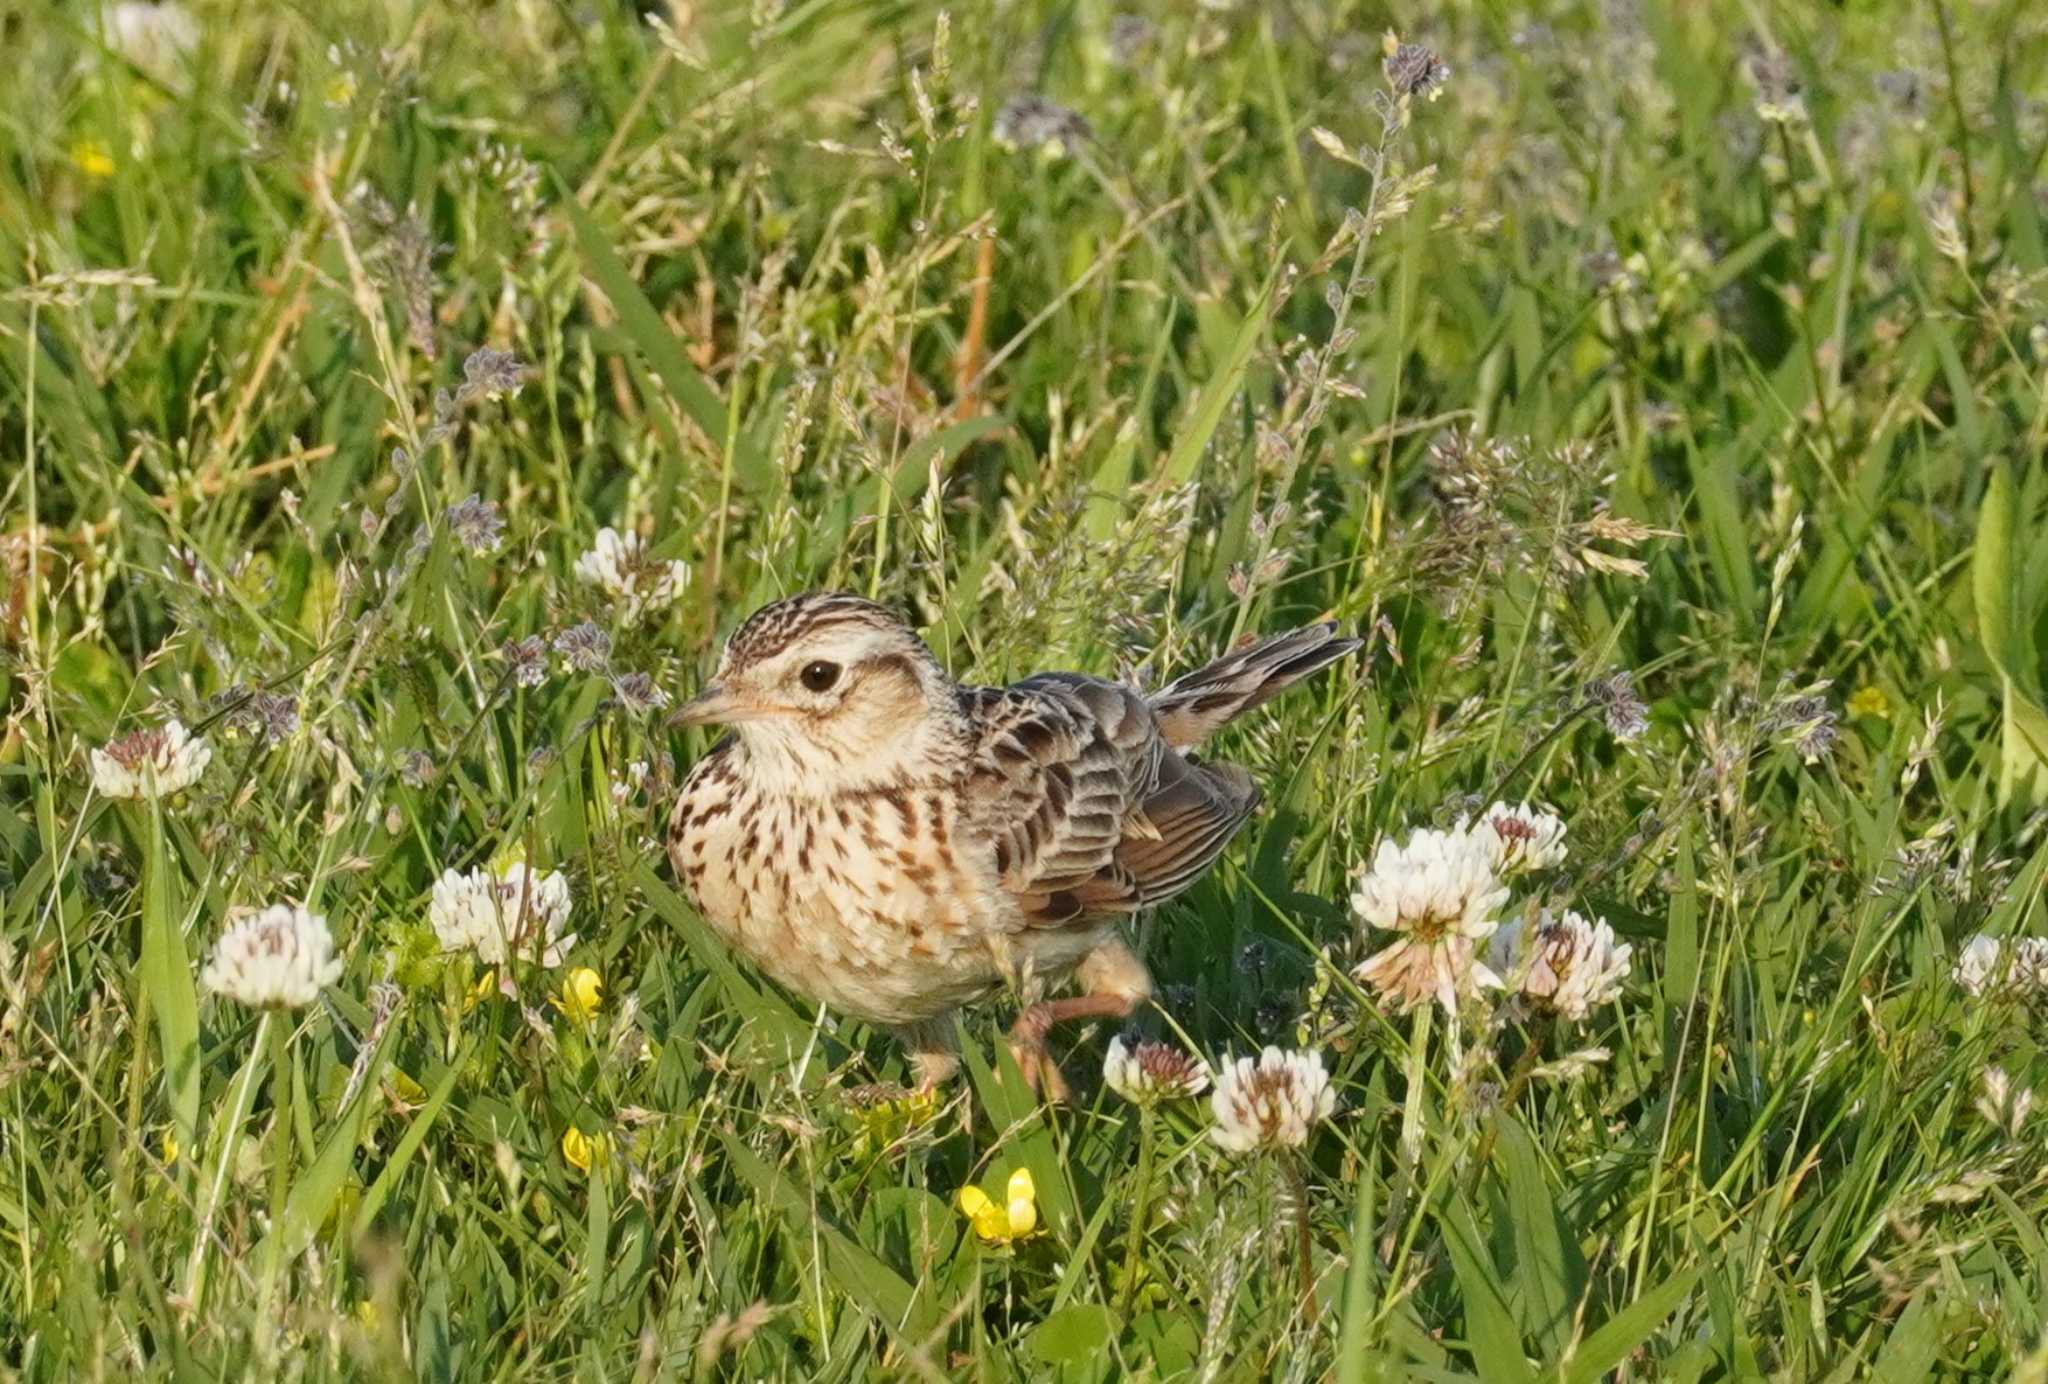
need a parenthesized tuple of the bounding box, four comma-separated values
(1379, 1003, 1432, 1264)
(1289, 1153, 1316, 1325)
(183, 1011, 272, 1315)
(1116, 1104, 1157, 1317)
(256, 1015, 296, 1358)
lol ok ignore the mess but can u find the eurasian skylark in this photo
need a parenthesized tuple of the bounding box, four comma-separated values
(666, 593, 1359, 1098)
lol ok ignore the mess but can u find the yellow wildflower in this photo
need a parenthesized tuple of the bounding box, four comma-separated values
(562, 1125, 610, 1175)
(848, 1086, 939, 1158)
(354, 1299, 379, 1332)
(551, 967, 603, 1025)
(70, 139, 115, 179)
(463, 968, 497, 1014)
(323, 1178, 362, 1234)
(957, 1167, 1039, 1245)
(1847, 685, 1891, 720)
(161, 1126, 179, 1166)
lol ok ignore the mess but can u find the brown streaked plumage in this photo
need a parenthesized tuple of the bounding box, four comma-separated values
(665, 592, 1360, 1098)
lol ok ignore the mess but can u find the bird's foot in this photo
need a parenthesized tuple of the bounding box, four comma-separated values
(1006, 1033, 1073, 1103)
(910, 1049, 960, 1093)
(1007, 986, 1147, 1104)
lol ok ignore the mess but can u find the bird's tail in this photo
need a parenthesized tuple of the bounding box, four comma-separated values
(1148, 623, 1362, 749)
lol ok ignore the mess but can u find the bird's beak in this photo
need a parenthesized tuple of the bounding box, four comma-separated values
(666, 683, 760, 729)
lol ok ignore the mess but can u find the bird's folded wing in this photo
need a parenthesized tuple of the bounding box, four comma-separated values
(1117, 752, 1260, 905)
(961, 675, 1257, 927)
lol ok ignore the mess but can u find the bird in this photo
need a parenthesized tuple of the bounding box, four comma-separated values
(665, 592, 1360, 1099)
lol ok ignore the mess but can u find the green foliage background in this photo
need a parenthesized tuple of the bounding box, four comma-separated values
(3, 0, 2048, 1377)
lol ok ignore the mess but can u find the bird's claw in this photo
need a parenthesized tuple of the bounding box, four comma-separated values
(1007, 1036, 1073, 1103)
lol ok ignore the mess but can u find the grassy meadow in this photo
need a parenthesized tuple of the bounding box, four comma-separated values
(6, 0, 2048, 1376)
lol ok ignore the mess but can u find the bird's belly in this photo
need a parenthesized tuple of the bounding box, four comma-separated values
(669, 784, 1008, 1026)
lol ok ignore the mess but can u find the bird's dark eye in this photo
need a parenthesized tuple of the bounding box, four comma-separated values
(799, 660, 841, 692)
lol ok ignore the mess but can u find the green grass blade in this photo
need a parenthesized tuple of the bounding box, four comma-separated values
(268, 1026, 392, 1261)
(1494, 1112, 1582, 1360)
(633, 864, 816, 1055)
(829, 413, 1010, 553)
(1999, 678, 2048, 805)
(561, 191, 735, 460)
(1560, 1266, 1699, 1384)
(1161, 270, 1277, 485)
(717, 1131, 936, 1339)
(1869, 1286, 1939, 1384)
(1975, 461, 2019, 681)
(1086, 300, 1178, 542)
(1335, 1156, 1380, 1384)
(140, 805, 200, 1151)
(1685, 443, 1760, 628)
(1441, 1192, 1535, 1383)
(582, 1140, 614, 1317)
(352, 1043, 473, 1238)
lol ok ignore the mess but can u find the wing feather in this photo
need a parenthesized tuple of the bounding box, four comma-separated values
(1115, 756, 1259, 903)
(961, 675, 1259, 928)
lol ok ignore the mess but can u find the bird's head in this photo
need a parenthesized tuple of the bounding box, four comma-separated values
(671, 592, 961, 790)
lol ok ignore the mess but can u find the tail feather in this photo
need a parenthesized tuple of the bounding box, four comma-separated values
(1148, 623, 1361, 748)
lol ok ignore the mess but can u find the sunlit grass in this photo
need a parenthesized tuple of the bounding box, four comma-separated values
(3, 0, 2047, 1376)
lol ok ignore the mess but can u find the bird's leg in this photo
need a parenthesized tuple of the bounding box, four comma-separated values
(1008, 939, 1153, 1102)
(895, 1015, 961, 1092)
(1009, 994, 1139, 1101)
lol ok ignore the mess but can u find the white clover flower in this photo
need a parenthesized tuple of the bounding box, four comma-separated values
(1953, 933, 2002, 997)
(1209, 1047, 1336, 1154)
(1953, 933, 2048, 998)
(1469, 802, 1568, 876)
(1529, 1047, 1613, 1083)
(2014, 938, 2048, 991)
(1103, 1036, 1211, 1105)
(201, 904, 343, 1010)
(1490, 908, 1633, 1022)
(103, 2, 197, 75)
(1350, 825, 1509, 1013)
(572, 527, 688, 622)
(611, 760, 650, 809)
(90, 719, 212, 799)
(429, 862, 576, 967)
(1975, 1065, 2034, 1137)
